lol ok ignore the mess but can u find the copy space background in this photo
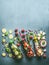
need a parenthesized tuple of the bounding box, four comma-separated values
(0, 0, 49, 65)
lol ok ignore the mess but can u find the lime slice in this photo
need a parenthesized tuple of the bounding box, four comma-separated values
(5, 48, 11, 53)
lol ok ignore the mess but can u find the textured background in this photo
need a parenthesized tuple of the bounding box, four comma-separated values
(0, 0, 49, 65)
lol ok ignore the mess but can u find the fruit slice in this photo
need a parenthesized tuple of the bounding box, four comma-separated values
(9, 34, 13, 39)
(2, 53, 6, 57)
(5, 48, 11, 53)
(2, 28, 6, 33)
(40, 40, 47, 48)
(2, 38, 6, 43)
(17, 54, 22, 59)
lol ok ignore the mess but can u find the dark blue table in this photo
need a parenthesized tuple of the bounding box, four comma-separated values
(0, 0, 49, 65)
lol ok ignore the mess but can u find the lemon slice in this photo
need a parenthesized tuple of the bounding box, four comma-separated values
(9, 34, 13, 39)
(17, 55, 22, 59)
(2, 28, 6, 33)
(2, 39, 6, 43)
(2, 53, 6, 57)
(15, 51, 19, 55)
